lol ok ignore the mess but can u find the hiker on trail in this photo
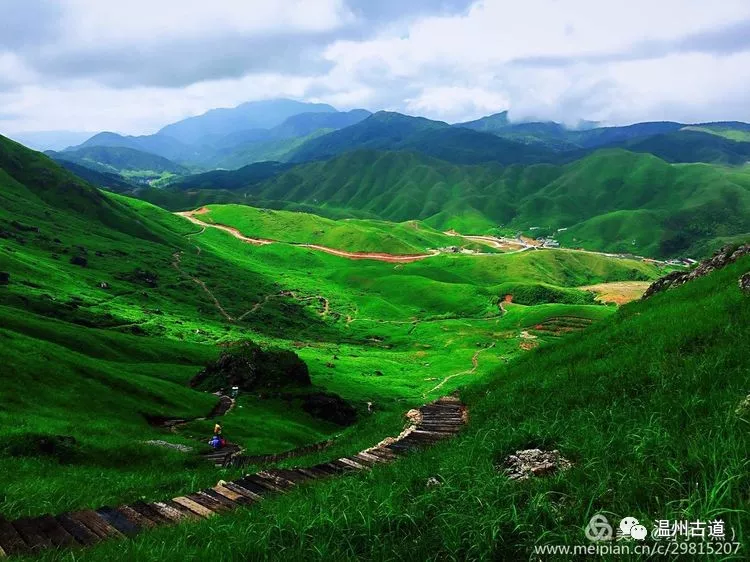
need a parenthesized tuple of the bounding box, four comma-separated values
(214, 422, 222, 436)
(209, 435, 222, 449)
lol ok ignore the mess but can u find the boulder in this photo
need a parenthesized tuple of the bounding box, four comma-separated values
(302, 392, 357, 426)
(191, 340, 311, 392)
(739, 272, 750, 293)
(500, 448, 572, 481)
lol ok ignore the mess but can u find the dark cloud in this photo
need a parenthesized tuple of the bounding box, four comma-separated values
(0, 0, 478, 90)
(30, 32, 337, 89)
(0, 0, 63, 49)
(509, 18, 750, 68)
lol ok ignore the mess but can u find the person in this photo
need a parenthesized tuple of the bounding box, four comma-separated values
(209, 435, 222, 449)
(214, 422, 222, 436)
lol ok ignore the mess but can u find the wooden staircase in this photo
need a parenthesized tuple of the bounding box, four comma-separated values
(0, 396, 466, 557)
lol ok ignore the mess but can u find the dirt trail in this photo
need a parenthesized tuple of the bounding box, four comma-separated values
(176, 208, 438, 263)
(171, 251, 234, 321)
(177, 210, 273, 246)
(426, 343, 496, 395)
(238, 291, 330, 320)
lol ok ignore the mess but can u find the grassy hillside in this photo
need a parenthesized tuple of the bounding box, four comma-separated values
(196, 204, 467, 254)
(43, 247, 750, 561)
(161, 148, 750, 258)
(619, 130, 750, 165)
(2, 134, 669, 527)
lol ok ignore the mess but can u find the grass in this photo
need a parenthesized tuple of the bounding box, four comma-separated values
(27, 251, 749, 562)
(196, 204, 464, 254)
(0, 133, 665, 524)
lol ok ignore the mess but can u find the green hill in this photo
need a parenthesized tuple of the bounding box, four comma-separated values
(619, 130, 750, 165)
(194, 204, 471, 254)
(288, 111, 559, 166)
(47, 244, 750, 562)
(161, 148, 750, 258)
(52, 146, 189, 175)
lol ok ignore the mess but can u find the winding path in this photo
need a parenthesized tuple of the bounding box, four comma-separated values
(176, 209, 438, 263)
(0, 397, 467, 557)
(171, 251, 234, 321)
(426, 344, 496, 395)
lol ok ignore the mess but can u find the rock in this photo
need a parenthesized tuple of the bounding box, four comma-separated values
(70, 255, 87, 267)
(500, 448, 572, 481)
(739, 273, 750, 293)
(0, 272, 9, 285)
(302, 392, 357, 426)
(99, 281, 109, 290)
(735, 394, 750, 416)
(191, 340, 311, 392)
(143, 440, 193, 453)
(426, 477, 442, 488)
(643, 244, 750, 299)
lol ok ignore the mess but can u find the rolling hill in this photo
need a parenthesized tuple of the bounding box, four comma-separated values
(51, 146, 189, 175)
(161, 148, 750, 258)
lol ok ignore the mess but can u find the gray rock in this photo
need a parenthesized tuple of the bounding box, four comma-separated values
(500, 448, 573, 481)
(643, 244, 750, 299)
(739, 272, 750, 293)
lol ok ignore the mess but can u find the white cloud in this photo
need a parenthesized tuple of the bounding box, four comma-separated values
(2, 0, 750, 134)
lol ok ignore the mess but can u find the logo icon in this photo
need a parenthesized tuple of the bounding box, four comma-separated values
(585, 514, 613, 542)
(619, 517, 647, 541)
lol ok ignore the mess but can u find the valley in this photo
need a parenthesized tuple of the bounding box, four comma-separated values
(1, 94, 748, 560)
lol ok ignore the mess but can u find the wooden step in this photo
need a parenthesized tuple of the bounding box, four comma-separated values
(258, 471, 298, 488)
(171, 497, 215, 518)
(150, 501, 190, 522)
(128, 502, 172, 526)
(266, 468, 311, 484)
(233, 477, 271, 497)
(68, 510, 123, 540)
(34, 515, 77, 548)
(190, 491, 231, 513)
(195, 490, 235, 512)
(223, 481, 263, 502)
(12, 517, 53, 551)
(338, 457, 369, 470)
(96, 507, 141, 536)
(349, 454, 376, 467)
(0, 517, 29, 555)
(117, 506, 157, 529)
(356, 451, 385, 465)
(366, 447, 398, 460)
(243, 474, 286, 493)
(56, 514, 100, 547)
(210, 486, 251, 506)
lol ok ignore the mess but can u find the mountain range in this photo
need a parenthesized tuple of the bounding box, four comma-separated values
(6, 98, 750, 258)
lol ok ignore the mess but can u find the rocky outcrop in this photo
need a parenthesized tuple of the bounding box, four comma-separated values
(643, 244, 750, 299)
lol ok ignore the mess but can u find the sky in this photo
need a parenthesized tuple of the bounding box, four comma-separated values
(3, 0, 750, 135)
